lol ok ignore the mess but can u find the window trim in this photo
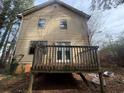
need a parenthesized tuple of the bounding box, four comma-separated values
(38, 18, 46, 29)
(55, 42, 71, 62)
(60, 19, 67, 30)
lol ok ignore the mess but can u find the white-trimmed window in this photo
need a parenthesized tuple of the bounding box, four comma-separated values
(60, 19, 67, 29)
(38, 19, 46, 28)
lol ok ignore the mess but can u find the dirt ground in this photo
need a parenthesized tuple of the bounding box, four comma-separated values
(0, 67, 124, 93)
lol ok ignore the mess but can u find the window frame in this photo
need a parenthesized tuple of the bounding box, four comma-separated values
(56, 42, 71, 62)
(38, 18, 46, 29)
(60, 19, 67, 30)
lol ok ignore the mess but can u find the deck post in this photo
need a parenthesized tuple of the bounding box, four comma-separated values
(28, 73, 34, 93)
(98, 72, 104, 93)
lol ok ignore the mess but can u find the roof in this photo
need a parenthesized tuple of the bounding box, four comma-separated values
(20, 0, 90, 19)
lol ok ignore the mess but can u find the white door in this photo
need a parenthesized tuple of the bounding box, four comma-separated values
(56, 42, 71, 63)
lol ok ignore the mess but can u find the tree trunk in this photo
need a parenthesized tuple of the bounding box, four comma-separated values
(0, 23, 13, 64)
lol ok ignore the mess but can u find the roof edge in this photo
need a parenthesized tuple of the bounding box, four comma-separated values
(20, 0, 91, 19)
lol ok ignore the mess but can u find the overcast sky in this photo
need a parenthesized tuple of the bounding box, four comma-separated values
(34, 0, 124, 47)
(34, 0, 91, 14)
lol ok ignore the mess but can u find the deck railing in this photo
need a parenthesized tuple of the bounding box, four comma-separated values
(32, 45, 99, 72)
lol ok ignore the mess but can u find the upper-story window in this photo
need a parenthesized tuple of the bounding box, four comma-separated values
(38, 19, 46, 28)
(60, 19, 67, 29)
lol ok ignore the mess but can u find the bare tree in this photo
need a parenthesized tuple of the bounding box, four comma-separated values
(88, 11, 104, 45)
(91, 0, 124, 10)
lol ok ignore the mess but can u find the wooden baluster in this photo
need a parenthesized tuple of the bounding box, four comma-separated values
(81, 47, 85, 70)
(64, 46, 65, 71)
(55, 46, 57, 71)
(90, 48, 94, 70)
(61, 46, 62, 71)
(68, 47, 70, 70)
(86, 47, 89, 71)
(92, 48, 96, 70)
(45, 46, 48, 71)
(36, 47, 40, 70)
(86, 47, 90, 71)
(95, 48, 99, 70)
(52, 46, 54, 71)
(79, 47, 82, 70)
(87, 47, 90, 71)
(50, 46, 52, 71)
(65, 46, 67, 71)
(82, 47, 85, 70)
(71, 47, 73, 71)
(38, 47, 40, 70)
(82, 47, 84, 70)
(33, 46, 37, 70)
(59, 46, 64, 70)
(76, 47, 78, 70)
(67, 46, 70, 71)
(48, 46, 49, 71)
(77, 47, 80, 70)
(57, 46, 59, 71)
(43, 46, 45, 70)
(49, 46, 52, 71)
(59, 46, 61, 71)
(40, 46, 45, 70)
(74, 47, 77, 71)
(33, 46, 36, 70)
(84, 47, 87, 71)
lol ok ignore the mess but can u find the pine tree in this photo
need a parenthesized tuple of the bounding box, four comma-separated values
(0, 0, 34, 67)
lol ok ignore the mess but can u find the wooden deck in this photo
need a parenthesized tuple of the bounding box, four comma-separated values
(29, 45, 105, 93)
(31, 45, 100, 73)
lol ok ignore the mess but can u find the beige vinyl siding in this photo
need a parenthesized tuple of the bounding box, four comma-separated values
(15, 3, 89, 64)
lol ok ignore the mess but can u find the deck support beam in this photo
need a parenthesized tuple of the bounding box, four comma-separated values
(78, 73, 89, 87)
(98, 72, 104, 93)
(79, 72, 104, 93)
(28, 73, 34, 93)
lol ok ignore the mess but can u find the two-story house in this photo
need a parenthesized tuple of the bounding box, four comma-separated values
(15, 0, 99, 74)
(16, 0, 91, 73)
(16, 1, 104, 93)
